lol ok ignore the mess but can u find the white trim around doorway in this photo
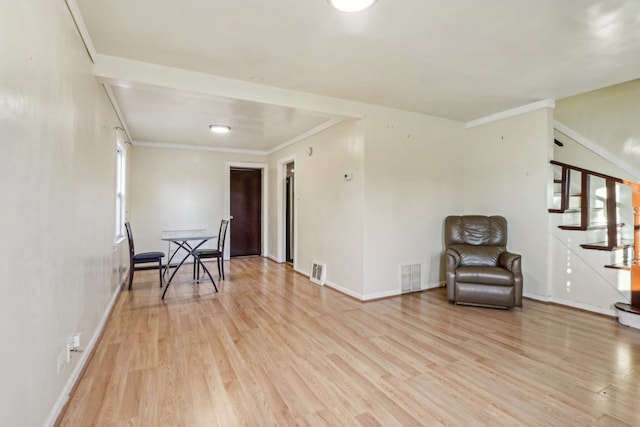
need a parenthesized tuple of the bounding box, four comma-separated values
(276, 155, 297, 264)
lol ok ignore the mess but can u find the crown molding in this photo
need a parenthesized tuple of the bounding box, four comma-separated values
(464, 99, 555, 129)
(132, 141, 267, 156)
(266, 118, 343, 155)
(65, 0, 97, 63)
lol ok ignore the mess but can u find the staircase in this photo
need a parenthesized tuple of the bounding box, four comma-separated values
(549, 159, 640, 327)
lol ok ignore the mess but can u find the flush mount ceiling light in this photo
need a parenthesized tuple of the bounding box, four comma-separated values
(328, 0, 377, 12)
(209, 124, 231, 134)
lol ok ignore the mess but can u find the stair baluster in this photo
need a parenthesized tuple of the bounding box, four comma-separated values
(550, 160, 639, 312)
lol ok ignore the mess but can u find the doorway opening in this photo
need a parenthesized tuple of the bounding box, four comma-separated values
(229, 167, 262, 258)
(285, 162, 295, 264)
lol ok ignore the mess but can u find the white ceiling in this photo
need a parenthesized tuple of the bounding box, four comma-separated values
(108, 84, 340, 153)
(72, 0, 640, 153)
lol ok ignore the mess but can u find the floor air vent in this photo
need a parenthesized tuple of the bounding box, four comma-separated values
(310, 262, 326, 286)
(401, 263, 421, 293)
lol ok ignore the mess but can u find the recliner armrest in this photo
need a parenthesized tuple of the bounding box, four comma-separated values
(445, 248, 461, 302)
(499, 251, 523, 307)
(446, 247, 461, 267)
(499, 251, 521, 273)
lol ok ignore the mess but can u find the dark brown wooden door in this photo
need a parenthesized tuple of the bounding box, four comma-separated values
(230, 168, 262, 257)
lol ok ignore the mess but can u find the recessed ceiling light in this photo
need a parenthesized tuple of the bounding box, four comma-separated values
(328, 0, 377, 12)
(209, 125, 231, 134)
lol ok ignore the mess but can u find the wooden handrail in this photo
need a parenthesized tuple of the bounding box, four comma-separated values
(550, 160, 624, 184)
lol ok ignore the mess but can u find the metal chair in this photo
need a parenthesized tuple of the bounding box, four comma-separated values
(125, 222, 165, 290)
(194, 219, 229, 280)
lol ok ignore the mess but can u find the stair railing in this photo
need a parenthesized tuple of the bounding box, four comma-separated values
(549, 160, 639, 310)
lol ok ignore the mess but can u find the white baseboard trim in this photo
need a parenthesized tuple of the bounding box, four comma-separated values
(292, 265, 364, 299)
(617, 309, 640, 329)
(524, 292, 616, 317)
(294, 263, 446, 301)
(323, 280, 444, 302)
(359, 281, 444, 301)
(295, 266, 309, 277)
(362, 289, 400, 301)
(266, 254, 282, 263)
(44, 284, 122, 427)
(522, 291, 551, 302)
(326, 280, 365, 300)
(423, 282, 445, 291)
(549, 297, 616, 317)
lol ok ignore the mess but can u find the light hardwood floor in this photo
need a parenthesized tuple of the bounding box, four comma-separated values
(57, 257, 640, 426)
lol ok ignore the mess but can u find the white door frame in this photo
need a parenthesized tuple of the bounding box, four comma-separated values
(276, 155, 296, 264)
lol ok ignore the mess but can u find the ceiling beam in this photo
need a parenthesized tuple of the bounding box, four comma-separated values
(93, 54, 366, 120)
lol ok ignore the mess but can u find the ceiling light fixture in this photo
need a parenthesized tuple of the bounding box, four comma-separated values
(328, 0, 377, 12)
(209, 124, 231, 134)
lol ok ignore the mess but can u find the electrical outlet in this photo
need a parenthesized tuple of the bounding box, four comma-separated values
(73, 334, 80, 349)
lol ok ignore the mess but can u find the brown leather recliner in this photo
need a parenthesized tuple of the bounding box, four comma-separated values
(445, 215, 523, 309)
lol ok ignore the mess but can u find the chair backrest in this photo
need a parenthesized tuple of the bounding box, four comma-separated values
(124, 222, 135, 260)
(445, 215, 507, 247)
(217, 219, 230, 252)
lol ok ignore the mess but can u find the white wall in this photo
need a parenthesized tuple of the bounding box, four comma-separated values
(128, 145, 267, 259)
(549, 215, 630, 315)
(362, 108, 465, 298)
(267, 108, 466, 300)
(268, 120, 366, 296)
(0, 1, 127, 425)
(554, 131, 639, 182)
(554, 79, 640, 179)
(463, 108, 554, 299)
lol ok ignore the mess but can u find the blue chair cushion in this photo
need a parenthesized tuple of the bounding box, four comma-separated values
(133, 251, 165, 262)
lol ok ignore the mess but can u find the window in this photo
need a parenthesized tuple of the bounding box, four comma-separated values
(115, 138, 126, 241)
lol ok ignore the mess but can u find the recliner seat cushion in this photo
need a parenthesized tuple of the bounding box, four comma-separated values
(455, 266, 513, 286)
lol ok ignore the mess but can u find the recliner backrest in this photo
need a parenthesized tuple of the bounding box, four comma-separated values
(445, 215, 507, 246)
